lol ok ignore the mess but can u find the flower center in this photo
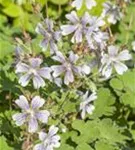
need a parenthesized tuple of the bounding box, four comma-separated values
(29, 68, 37, 75)
(27, 109, 35, 117)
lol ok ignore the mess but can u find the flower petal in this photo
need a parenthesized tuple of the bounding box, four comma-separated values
(65, 11, 79, 23)
(39, 131, 47, 141)
(52, 51, 66, 63)
(12, 113, 27, 126)
(15, 95, 29, 110)
(81, 108, 86, 119)
(51, 65, 65, 78)
(33, 75, 45, 89)
(86, 105, 95, 114)
(108, 45, 119, 56)
(28, 117, 38, 133)
(29, 58, 42, 68)
(49, 125, 59, 136)
(114, 62, 128, 75)
(117, 50, 132, 61)
(31, 96, 45, 109)
(38, 67, 52, 81)
(15, 63, 29, 73)
(61, 25, 77, 36)
(18, 73, 31, 87)
(71, 0, 82, 10)
(85, 0, 96, 10)
(64, 70, 74, 85)
(69, 51, 79, 63)
(36, 110, 50, 123)
(50, 41, 58, 54)
(33, 143, 44, 150)
(40, 39, 49, 51)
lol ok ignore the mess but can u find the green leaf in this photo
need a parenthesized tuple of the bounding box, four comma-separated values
(110, 78, 124, 91)
(76, 143, 93, 150)
(95, 141, 116, 150)
(0, 136, 13, 150)
(90, 88, 116, 118)
(120, 92, 135, 108)
(2, 4, 23, 17)
(49, 0, 68, 5)
(98, 119, 127, 144)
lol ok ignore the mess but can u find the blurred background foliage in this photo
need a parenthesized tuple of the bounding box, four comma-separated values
(0, 0, 135, 150)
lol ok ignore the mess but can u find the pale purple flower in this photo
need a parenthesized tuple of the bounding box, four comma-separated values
(61, 11, 91, 43)
(80, 91, 97, 119)
(101, 2, 123, 24)
(100, 45, 132, 78)
(33, 125, 60, 150)
(86, 29, 108, 50)
(51, 51, 90, 85)
(71, 0, 96, 10)
(12, 95, 50, 133)
(84, 16, 108, 50)
(36, 19, 61, 54)
(15, 57, 52, 89)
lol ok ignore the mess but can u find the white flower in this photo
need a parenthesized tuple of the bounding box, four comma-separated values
(100, 45, 132, 78)
(72, 0, 96, 10)
(33, 125, 60, 150)
(102, 1, 123, 24)
(132, 41, 135, 51)
(80, 91, 97, 119)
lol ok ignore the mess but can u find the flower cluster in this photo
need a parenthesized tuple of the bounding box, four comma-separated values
(12, 0, 133, 150)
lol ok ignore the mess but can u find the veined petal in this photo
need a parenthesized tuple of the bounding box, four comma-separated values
(81, 65, 91, 75)
(117, 50, 132, 61)
(39, 131, 47, 141)
(61, 25, 77, 35)
(49, 125, 59, 136)
(71, 0, 83, 10)
(81, 108, 86, 119)
(81, 12, 91, 25)
(51, 65, 65, 78)
(36, 110, 50, 123)
(86, 105, 95, 114)
(45, 18, 54, 31)
(40, 39, 49, 51)
(38, 67, 52, 81)
(72, 28, 82, 43)
(64, 70, 74, 85)
(33, 143, 44, 150)
(65, 11, 79, 23)
(108, 45, 119, 56)
(50, 41, 58, 54)
(33, 75, 45, 89)
(114, 62, 128, 75)
(52, 51, 65, 63)
(15, 95, 29, 110)
(69, 51, 79, 63)
(29, 58, 42, 68)
(18, 73, 31, 87)
(15, 63, 29, 73)
(35, 23, 46, 35)
(54, 31, 61, 41)
(85, 0, 97, 10)
(12, 113, 27, 126)
(28, 117, 38, 133)
(31, 96, 45, 109)
(102, 64, 112, 78)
